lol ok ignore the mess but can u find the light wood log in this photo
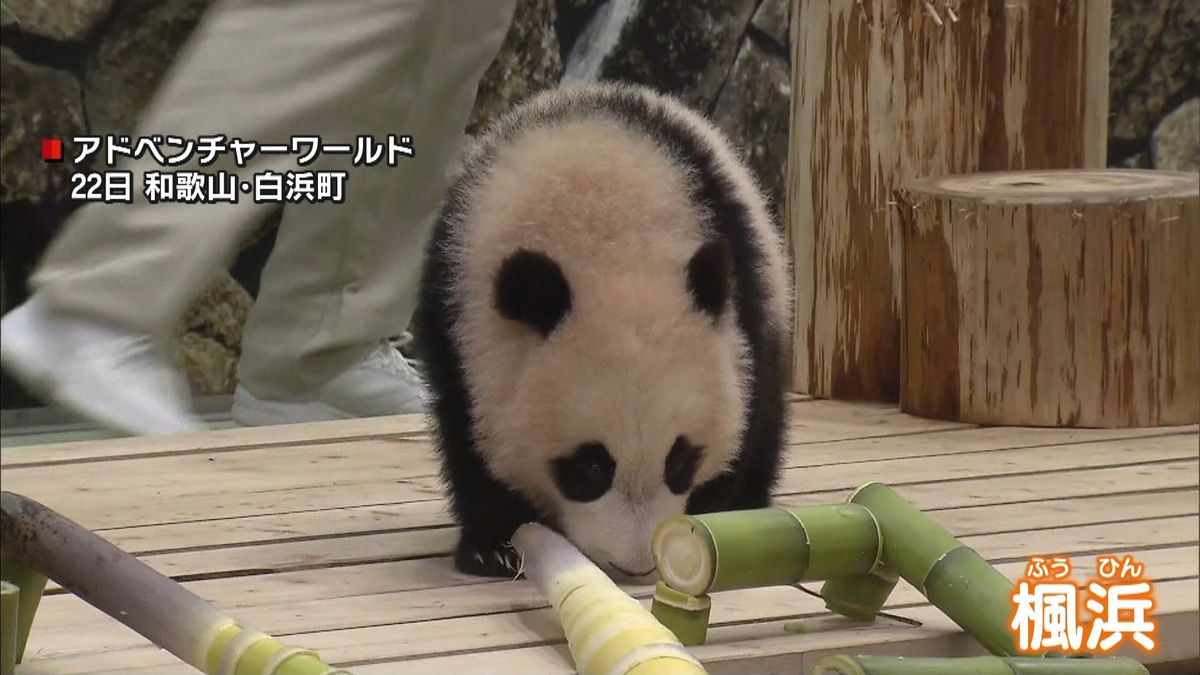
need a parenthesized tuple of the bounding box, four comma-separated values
(787, 0, 1112, 399)
(896, 169, 1200, 427)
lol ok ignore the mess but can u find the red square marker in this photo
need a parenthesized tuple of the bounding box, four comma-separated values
(42, 138, 63, 162)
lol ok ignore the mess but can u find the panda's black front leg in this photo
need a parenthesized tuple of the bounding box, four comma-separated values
(453, 492, 539, 577)
(687, 469, 742, 514)
(446, 452, 543, 577)
(455, 525, 525, 577)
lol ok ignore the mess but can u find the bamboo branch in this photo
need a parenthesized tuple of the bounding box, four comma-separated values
(511, 522, 707, 675)
(1, 581, 17, 675)
(848, 482, 1026, 656)
(0, 552, 45, 666)
(650, 581, 711, 646)
(0, 491, 349, 675)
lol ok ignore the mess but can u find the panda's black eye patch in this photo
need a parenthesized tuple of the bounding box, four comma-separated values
(665, 436, 703, 494)
(494, 248, 572, 338)
(552, 442, 615, 503)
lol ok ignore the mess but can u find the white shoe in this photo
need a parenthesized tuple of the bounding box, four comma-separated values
(0, 295, 204, 436)
(231, 340, 428, 426)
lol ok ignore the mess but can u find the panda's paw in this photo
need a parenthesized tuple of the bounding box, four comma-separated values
(455, 535, 524, 578)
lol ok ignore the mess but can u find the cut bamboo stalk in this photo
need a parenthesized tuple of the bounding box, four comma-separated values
(0, 552, 45, 665)
(1, 581, 15, 675)
(896, 169, 1200, 427)
(0, 491, 349, 675)
(651, 504, 881, 596)
(510, 522, 707, 675)
(650, 582, 711, 646)
(818, 560, 900, 623)
(787, 0, 1112, 399)
(811, 654, 1151, 675)
(848, 482, 1024, 656)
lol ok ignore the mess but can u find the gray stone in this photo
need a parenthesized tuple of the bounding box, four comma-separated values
(1152, 97, 1200, 173)
(1118, 152, 1150, 169)
(0, 47, 87, 204)
(564, 0, 758, 111)
(83, 0, 215, 140)
(176, 332, 239, 396)
(711, 34, 791, 229)
(1108, 0, 1200, 163)
(467, 0, 563, 136)
(0, 0, 112, 43)
(751, 0, 789, 49)
(174, 272, 251, 396)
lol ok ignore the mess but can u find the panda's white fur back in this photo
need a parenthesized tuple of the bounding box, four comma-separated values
(415, 81, 792, 578)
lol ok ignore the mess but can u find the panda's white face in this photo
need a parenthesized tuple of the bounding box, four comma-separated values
(451, 115, 749, 579)
(502, 301, 749, 579)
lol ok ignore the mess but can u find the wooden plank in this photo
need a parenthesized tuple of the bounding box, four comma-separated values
(298, 577, 1200, 670)
(94, 499, 452, 554)
(341, 593, 1199, 675)
(13, 475, 447, 532)
(28, 573, 1197, 674)
(86, 476, 1196, 561)
(39, 492, 1198, 639)
(7, 416, 1190, 535)
(4, 401, 966, 527)
(6, 400, 1196, 674)
(774, 434, 1196, 497)
(31, 540, 1198, 664)
(1, 438, 436, 499)
(0, 398, 953, 472)
(39, 493, 1199, 635)
(29, 447, 1191, 591)
(0, 414, 429, 467)
(24, 510, 1197, 663)
(783, 459, 1198, 508)
(0, 394, 798, 471)
(42, 424, 1187, 556)
(785, 425, 1195, 464)
(33, 457, 1199, 595)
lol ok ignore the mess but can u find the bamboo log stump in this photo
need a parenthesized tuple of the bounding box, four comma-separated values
(896, 169, 1200, 428)
(787, 0, 1112, 400)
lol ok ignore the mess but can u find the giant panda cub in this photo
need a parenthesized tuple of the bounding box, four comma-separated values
(414, 82, 792, 580)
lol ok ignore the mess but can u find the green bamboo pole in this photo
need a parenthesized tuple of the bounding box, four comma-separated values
(650, 582, 712, 646)
(810, 655, 1151, 675)
(848, 482, 1027, 656)
(818, 560, 900, 622)
(1, 581, 16, 675)
(0, 491, 349, 675)
(0, 551, 46, 665)
(651, 504, 881, 596)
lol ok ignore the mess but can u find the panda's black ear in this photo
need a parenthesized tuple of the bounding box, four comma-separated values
(687, 238, 731, 321)
(494, 249, 572, 338)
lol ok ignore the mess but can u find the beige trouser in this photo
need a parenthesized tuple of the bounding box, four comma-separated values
(30, 0, 516, 400)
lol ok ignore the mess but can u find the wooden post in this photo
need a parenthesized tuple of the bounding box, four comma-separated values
(786, 0, 1112, 399)
(896, 169, 1199, 428)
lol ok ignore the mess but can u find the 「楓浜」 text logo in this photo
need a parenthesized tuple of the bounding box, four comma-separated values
(1009, 554, 1157, 655)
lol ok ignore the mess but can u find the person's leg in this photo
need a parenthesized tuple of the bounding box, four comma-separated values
(0, 0, 451, 434)
(233, 1, 518, 423)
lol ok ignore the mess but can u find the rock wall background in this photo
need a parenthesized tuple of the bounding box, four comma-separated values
(1, 0, 1197, 407)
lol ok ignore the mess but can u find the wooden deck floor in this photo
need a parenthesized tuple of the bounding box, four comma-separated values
(2, 397, 1197, 674)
